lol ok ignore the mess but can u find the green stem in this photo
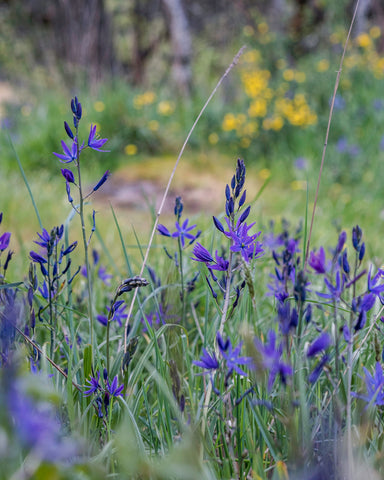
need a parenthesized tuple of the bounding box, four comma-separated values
(75, 133, 94, 346)
(177, 238, 186, 324)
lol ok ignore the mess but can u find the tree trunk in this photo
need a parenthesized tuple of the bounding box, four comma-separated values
(161, 0, 192, 97)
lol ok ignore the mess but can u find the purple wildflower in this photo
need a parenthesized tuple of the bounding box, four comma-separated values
(254, 330, 293, 391)
(217, 333, 252, 376)
(352, 362, 384, 406)
(0, 232, 11, 251)
(84, 371, 102, 396)
(87, 124, 108, 151)
(106, 375, 124, 397)
(53, 138, 82, 163)
(172, 219, 198, 248)
(309, 247, 326, 274)
(307, 332, 331, 357)
(61, 168, 75, 183)
(93, 170, 110, 192)
(193, 348, 219, 372)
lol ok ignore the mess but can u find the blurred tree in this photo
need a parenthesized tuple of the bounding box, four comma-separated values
(161, 0, 192, 96)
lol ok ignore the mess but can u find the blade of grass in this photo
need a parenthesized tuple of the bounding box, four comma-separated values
(8, 134, 43, 230)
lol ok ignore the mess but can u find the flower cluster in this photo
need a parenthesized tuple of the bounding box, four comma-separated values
(157, 196, 201, 249)
(192, 159, 264, 301)
(194, 332, 252, 395)
(84, 369, 124, 417)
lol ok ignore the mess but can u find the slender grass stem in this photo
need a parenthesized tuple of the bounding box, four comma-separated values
(304, 0, 361, 269)
(123, 46, 246, 352)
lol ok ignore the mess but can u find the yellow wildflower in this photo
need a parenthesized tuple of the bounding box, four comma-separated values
(316, 59, 330, 72)
(124, 144, 138, 155)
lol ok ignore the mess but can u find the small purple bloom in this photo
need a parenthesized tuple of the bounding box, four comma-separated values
(352, 362, 384, 406)
(84, 371, 101, 396)
(172, 219, 197, 248)
(255, 330, 293, 391)
(217, 333, 252, 376)
(61, 168, 75, 183)
(157, 224, 171, 237)
(0, 232, 11, 251)
(30, 251, 47, 264)
(307, 332, 331, 357)
(294, 157, 308, 170)
(308, 247, 326, 274)
(191, 243, 214, 263)
(317, 271, 345, 302)
(93, 170, 110, 192)
(308, 354, 329, 384)
(107, 375, 124, 397)
(88, 124, 108, 151)
(193, 348, 219, 371)
(53, 139, 81, 163)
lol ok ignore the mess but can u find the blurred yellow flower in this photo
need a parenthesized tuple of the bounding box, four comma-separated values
(356, 33, 372, 49)
(124, 144, 138, 155)
(242, 70, 271, 98)
(259, 168, 271, 180)
(276, 58, 286, 70)
(248, 98, 268, 118)
(240, 137, 251, 148)
(222, 113, 237, 131)
(262, 116, 283, 131)
(208, 133, 219, 145)
(257, 22, 269, 35)
(370, 26, 381, 39)
(134, 91, 156, 109)
(283, 69, 295, 81)
(243, 25, 254, 37)
(291, 180, 307, 191)
(157, 100, 175, 116)
(148, 120, 159, 131)
(316, 59, 330, 72)
(243, 49, 261, 64)
(94, 101, 105, 112)
(222, 113, 246, 132)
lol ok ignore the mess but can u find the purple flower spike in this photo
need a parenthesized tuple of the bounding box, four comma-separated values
(61, 168, 75, 183)
(307, 332, 331, 357)
(88, 124, 108, 151)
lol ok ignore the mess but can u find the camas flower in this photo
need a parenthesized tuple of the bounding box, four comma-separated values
(87, 124, 108, 151)
(352, 362, 384, 406)
(193, 348, 219, 372)
(217, 332, 252, 376)
(53, 138, 82, 163)
(191, 243, 229, 271)
(308, 247, 326, 274)
(254, 330, 293, 391)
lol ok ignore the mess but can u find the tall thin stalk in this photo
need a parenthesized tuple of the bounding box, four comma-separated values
(123, 45, 246, 352)
(304, 0, 361, 270)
